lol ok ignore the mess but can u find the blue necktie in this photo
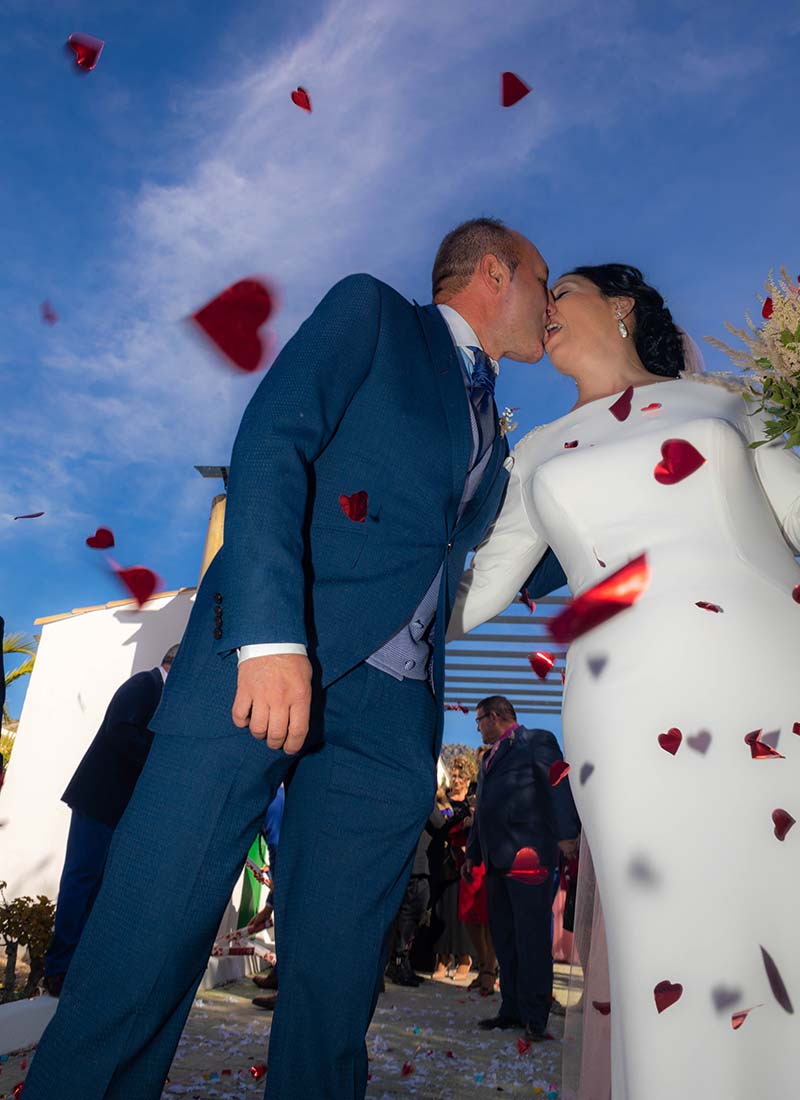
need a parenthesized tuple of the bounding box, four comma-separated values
(466, 346, 497, 462)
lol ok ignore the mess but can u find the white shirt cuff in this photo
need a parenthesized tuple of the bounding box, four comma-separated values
(238, 644, 308, 663)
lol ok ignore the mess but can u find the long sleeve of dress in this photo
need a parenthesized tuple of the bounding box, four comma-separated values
(447, 456, 548, 639)
(742, 403, 800, 553)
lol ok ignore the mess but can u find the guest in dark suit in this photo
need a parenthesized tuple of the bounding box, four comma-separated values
(42, 645, 179, 995)
(25, 219, 566, 1100)
(464, 695, 579, 1043)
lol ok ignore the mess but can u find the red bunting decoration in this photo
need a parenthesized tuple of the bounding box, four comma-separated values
(528, 651, 555, 680)
(520, 587, 536, 614)
(592, 1001, 611, 1015)
(445, 702, 469, 713)
(67, 33, 104, 71)
(401, 1062, 414, 1077)
(658, 728, 682, 755)
(548, 553, 650, 644)
(653, 980, 683, 1014)
(86, 526, 115, 549)
(41, 300, 58, 325)
(549, 760, 570, 787)
(760, 946, 794, 1013)
(744, 729, 785, 760)
(500, 72, 531, 107)
(762, 298, 774, 320)
(654, 439, 706, 484)
(641, 402, 662, 413)
(507, 846, 549, 884)
(695, 601, 723, 613)
(609, 386, 634, 421)
(772, 809, 796, 841)
(339, 490, 368, 522)
(192, 278, 275, 373)
(564, 440, 579, 449)
(250, 1063, 267, 1079)
(291, 87, 312, 112)
(113, 564, 161, 607)
(13, 512, 44, 520)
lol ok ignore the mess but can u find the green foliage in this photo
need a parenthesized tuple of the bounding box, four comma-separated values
(0, 880, 55, 1002)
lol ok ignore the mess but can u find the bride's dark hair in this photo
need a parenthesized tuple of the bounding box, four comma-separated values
(566, 263, 685, 378)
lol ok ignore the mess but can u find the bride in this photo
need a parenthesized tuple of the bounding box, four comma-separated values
(447, 264, 800, 1099)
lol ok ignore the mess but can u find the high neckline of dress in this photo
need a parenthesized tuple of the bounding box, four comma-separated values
(546, 376, 683, 428)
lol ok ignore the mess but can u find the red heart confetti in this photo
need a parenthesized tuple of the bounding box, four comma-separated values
(654, 439, 706, 484)
(592, 1001, 611, 1015)
(13, 511, 45, 520)
(772, 809, 796, 841)
(13, 1085, 24, 1099)
(516, 1036, 531, 1055)
(500, 72, 531, 108)
(401, 1062, 414, 1077)
(654, 980, 683, 1014)
(528, 651, 555, 679)
(67, 33, 104, 71)
(564, 440, 579, 449)
(192, 279, 274, 373)
(41, 300, 58, 325)
(508, 846, 549, 884)
(113, 564, 161, 608)
(520, 587, 536, 613)
(86, 526, 115, 550)
(731, 1006, 762, 1030)
(549, 553, 650, 644)
(794, 722, 800, 735)
(250, 1063, 267, 1079)
(744, 729, 785, 760)
(762, 298, 774, 320)
(658, 727, 682, 755)
(579, 762, 595, 784)
(446, 1050, 455, 1059)
(793, 585, 800, 604)
(339, 490, 368, 522)
(609, 386, 634, 421)
(641, 402, 662, 413)
(291, 87, 312, 112)
(549, 760, 570, 787)
(695, 601, 723, 613)
(760, 946, 794, 1013)
(686, 730, 712, 754)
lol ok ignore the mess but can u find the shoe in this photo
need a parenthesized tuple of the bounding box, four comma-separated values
(252, 969, 279, 991)
(252, 994, 278, 1011)
(43, 973, 65, 998)
(478, 1014, 521, 1031)
(549, 999, 566, 1017)
(523, 1023, 548, 1042)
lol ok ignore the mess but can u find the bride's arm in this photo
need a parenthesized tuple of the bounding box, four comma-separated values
(447, 457, 549, 639)
(741, 402, 800, 552)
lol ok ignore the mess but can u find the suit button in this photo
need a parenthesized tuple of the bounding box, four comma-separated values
(404, 659, 416, 671)
(213, 593, 223, 604)
(214, 628, 223, 640)
(214, 607, 223, 620)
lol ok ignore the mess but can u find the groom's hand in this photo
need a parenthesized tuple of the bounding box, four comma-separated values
(232, 653, 313, 754)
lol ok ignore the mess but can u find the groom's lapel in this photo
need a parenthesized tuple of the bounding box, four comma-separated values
(455, 428, 508, 536)
(415, 303, 472, 532)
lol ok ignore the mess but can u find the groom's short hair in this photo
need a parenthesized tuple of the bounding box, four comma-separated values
(432, 218, 522, 299)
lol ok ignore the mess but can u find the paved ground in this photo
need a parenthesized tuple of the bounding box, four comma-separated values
(1, 965, 575, 1099)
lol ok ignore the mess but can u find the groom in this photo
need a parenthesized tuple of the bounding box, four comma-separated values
(25, 218, 566, 1099)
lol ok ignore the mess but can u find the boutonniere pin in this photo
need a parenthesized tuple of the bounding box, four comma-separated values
(499, 406, 519, 438)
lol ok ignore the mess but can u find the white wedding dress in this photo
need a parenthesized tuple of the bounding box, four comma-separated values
(449, 375, 800, 1099)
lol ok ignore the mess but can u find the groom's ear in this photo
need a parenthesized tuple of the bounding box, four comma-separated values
(479, 252, 508, 294)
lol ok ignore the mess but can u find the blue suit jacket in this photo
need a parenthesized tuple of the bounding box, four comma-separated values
(467, 725, 580, 875)
(152, 275, 564, 744)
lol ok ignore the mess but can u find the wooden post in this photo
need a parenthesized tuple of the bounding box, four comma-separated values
(198, 493, 226, 585)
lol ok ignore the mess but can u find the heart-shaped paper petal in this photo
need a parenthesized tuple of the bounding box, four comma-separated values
(794, 722, 800, 735)
(114, 565, 160, 608)
(564, 440, 579, 449)
(712, 985, 742, 1012)
(250, 1063, 267, 1079)
(519, 587, 536, 613)
(500, 72, 531, 107)
(579, 762, 595, 785)
(401, 1062, 414, 1077)
(192, 279, 274, 373)
(772, 809, 796, 841)
(641, 402, 662, 413)
(549, 554, 650, 644)
(731, 1007, 760, 1030)
(654, 438, 706, 485)
(658, 727, 682, 755)
(760, 946, 794, 1013)
(793, 585, 800, 604)
(41, 300, 58, 325)
(695, 601, 723, 613)
(291, 86, 312, 112)
(762, 297, 774, 320)
(549, 760, 570, 787)
(508, 846, 549, 884)
(86, 526, 115, 550)
(67, 33, 104, 71)
(686, 730, 712, 754)
(609, 386, 634, 421)
(744, 729, 785, 759)
(654, 980, 683, 1013)
(339, 490, 368, 522)
(13, 511, 44, 520)
(516, 1036, 531, 1055)
(592, 1001, 611, 1015)
(528, 651, 555, 679)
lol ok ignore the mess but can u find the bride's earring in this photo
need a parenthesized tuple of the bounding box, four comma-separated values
(616, 310, 629, 339)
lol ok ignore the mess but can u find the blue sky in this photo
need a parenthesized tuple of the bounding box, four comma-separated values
(2, 0, 799, 744)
